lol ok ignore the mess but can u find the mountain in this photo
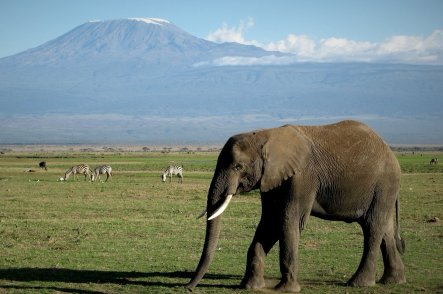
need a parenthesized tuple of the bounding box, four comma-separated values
(0, 18, 280, 69)
(0, 18, 286, 115)
(0, 18, 442, 145)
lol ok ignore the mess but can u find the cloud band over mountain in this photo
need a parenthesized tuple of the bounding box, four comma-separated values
(207, 18, 443, 65)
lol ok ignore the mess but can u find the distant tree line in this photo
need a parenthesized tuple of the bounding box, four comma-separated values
(390, 146, 443, 152)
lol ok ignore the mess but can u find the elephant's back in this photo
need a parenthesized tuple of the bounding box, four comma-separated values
(299, 120, 388, 150)
(300, 120, 399, 174)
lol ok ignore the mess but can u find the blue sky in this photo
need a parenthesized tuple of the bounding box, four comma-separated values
(1, 0, 443, 63)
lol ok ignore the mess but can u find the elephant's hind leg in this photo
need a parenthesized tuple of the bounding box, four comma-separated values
(347, 221, 381, 287)
(379, 218, 406, 284)
(348, 187, 394, 287)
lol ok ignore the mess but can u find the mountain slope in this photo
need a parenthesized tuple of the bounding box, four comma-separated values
(0, 18, 279, 67)
(0, 18, 442, 144)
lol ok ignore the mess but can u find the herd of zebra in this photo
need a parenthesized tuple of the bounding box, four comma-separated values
(39, 161, 184, 183)
(59, 164, 113, 182)
(36, 156, 440, 183)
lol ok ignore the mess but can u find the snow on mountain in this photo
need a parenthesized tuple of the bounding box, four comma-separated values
(0, 18, 282, 67)
(128, 17, 170, 25)
(0, 18, 442, 144)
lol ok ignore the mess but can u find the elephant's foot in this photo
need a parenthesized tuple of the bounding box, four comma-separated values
(275, 280, 301, 293)
(379, 270, 406, 285)
(347, 272, 376, 287)
(240, 275, 265, 290)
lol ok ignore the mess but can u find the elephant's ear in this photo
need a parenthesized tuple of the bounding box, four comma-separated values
(260, 125, 310, 192)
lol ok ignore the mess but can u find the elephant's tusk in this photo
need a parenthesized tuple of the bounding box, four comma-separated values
(207, 194, 233, 221)
(196, 208, 207, 219)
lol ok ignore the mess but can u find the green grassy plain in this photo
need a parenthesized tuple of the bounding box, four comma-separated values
(0, 150, 442, 293)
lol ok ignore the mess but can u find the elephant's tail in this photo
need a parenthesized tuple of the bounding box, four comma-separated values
(395, 197, 406, 255)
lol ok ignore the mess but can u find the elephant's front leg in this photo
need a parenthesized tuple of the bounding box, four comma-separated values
(275, 216, 302, 293)
(275, 180, 314, 293)
(241, 195, 280, 290)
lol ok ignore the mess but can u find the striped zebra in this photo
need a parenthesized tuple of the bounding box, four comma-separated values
(63, 164, 92, 181)
(162, 165, 183, 183)
(92, 165, 112, 182)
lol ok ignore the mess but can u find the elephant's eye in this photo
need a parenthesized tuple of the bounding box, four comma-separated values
(233, 164, 243, 171)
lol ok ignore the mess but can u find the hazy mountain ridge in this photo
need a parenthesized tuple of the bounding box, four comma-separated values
(0, 18, 442, 144)
(1, 18, 280, 67)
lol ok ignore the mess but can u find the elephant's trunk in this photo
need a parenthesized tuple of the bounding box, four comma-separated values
(187, 166, 235, 289)
(186, 216, 222, 289)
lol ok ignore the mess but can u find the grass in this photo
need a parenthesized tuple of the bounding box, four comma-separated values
(0, 151, 442, 293)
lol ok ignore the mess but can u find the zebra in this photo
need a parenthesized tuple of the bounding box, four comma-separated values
(92, 165, 112, 182)
(63, 164, 92, 181)
(430, 158, 438, 165)
(162, 165, 183, 183)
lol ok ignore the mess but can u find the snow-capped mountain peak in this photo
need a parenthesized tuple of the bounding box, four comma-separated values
(128, 17, 170, 25)
(0, 17, 279, 66)
(88, 18, 170, 25)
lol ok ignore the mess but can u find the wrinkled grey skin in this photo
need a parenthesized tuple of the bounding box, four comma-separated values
(186, 120, 405, 292)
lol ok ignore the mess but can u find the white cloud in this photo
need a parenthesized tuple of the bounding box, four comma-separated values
(378, 35, 422, 54)
(375, 31, 443, 63)
(266, 34, 316, 58)
(207, 17, 257, 45)
(205, 18, 443, 65)
(212, 55, 297, 66)
(426, 30, 443, 50)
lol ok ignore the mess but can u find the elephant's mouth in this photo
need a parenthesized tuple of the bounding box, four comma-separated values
(196, 194, 233, 220)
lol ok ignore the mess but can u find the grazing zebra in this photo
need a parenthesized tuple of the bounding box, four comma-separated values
(162, 165, 183, 183)
(39, 161, 47, 171)
(63, 164, 92, 181)
(430, 158, 438, 165)
(92, 165, 112, 182)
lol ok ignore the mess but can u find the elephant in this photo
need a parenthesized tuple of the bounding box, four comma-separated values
(186, 120, 405, 292)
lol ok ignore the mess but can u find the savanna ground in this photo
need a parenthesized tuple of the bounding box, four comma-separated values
(0, 149, 442, 293)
